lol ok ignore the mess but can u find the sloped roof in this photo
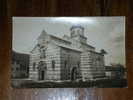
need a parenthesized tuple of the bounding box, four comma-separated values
(35, 29, 95, 53)
(89, 50, 103, 55)
(53, 42, 82, 52)
(49, 34, 71, 44)
(12, 51, 29, 67)
(81, 42, 95, 49)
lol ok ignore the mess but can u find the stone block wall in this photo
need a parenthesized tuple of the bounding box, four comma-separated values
(81, 51, 105, 81)
(29, 43, 61, 81)
(60, 47, 81, 80)
(45, 43, 61, 81)
(80, 52, 93, 81)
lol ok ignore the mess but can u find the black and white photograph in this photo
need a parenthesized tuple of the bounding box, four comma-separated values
(12, 17, 127, 88)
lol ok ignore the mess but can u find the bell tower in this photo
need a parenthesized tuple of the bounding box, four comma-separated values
(70, 25, 87, 43)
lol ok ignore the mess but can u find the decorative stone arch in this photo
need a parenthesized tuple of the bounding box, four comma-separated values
(71, 67, 78, 81)
(38, 61, 47, 80)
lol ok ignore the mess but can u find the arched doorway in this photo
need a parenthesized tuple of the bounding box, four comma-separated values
(40, 70, 45, 80)
(71, 67, 78, 81)
(38, 61, 47, 80)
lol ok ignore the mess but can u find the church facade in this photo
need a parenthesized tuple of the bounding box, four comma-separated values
(29, 25, 106, 81)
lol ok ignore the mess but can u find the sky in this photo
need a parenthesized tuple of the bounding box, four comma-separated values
(13, 17, 125, 66)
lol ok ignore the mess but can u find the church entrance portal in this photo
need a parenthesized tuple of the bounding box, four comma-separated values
(71, 67, 78, 81)
(38, 61, 47, 80)
(40, 71, 45, 80)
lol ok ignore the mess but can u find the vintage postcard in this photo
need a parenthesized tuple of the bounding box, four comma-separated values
(12, 17, 127, 88)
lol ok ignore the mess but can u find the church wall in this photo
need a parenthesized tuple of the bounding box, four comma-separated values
(70, 39, 81, 49)
(80, 52, 93, 80)
(51, 36, 71, 46)
(29, 26, 106, 81)
(81, 51, 105, 81)
(29, 46, 40, 80)
(81, 44, 95, 51)
(60, 47, 81, 80)
(90, 51, 105, 78)
(44, 43, 61, 81)
(29, 42, 61, 81)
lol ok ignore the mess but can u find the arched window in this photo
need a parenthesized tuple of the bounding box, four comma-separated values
(33, 62, 36, 71)
(38, 44, 46, 59)
(40, 49, 46, 59)
(42, 49, 46, 58)
(52, 60, 55, 70)
(64, 60, 67, 68)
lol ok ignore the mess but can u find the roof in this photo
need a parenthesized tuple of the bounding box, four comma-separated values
(30, 44, 38, 53)
(60, 46, 82, 52)
(54, 43, 82, 52)
(31, 34, 72, 52)
(81, 42, 95, 49)
(89, 50, 103, 55)
(50, 34, 71, 44)
(35, 29, 97, 54)
(38, 30, 71, 44)
(12, 51, 30, 67)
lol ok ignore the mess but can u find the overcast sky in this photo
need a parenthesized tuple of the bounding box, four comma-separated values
(13, 17, 125, 66)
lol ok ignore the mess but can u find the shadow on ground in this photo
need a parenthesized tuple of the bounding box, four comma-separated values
(12, 79, 127, 88)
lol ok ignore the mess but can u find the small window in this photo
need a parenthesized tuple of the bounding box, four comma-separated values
(52, 60, 55, 70)
(33, 62, 36, 71)
(64, 60, 67, 68)
(40, 49, 46, 58)
(42, 50, 46, 58)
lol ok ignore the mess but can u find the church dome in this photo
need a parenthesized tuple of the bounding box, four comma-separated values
(70, 25, 84, 31)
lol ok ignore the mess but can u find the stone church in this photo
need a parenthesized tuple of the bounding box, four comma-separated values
(29, 25, 106, 81)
